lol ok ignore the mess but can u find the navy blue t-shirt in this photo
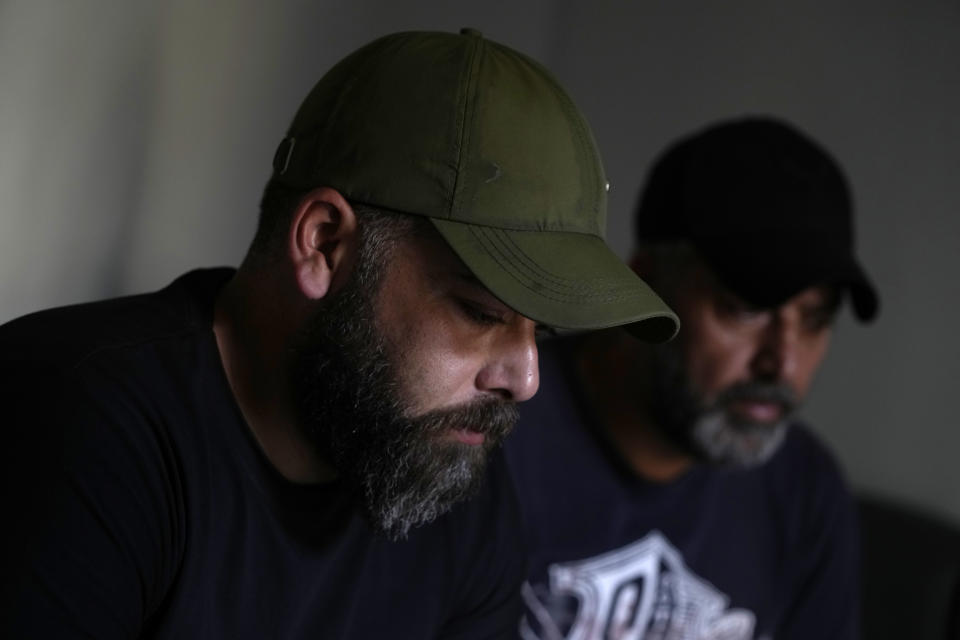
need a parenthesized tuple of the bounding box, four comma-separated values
(504, 337, 859, 639)
(0, 269, 524, 639)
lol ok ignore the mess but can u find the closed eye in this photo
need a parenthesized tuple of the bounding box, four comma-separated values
(457, 299, 504, 327)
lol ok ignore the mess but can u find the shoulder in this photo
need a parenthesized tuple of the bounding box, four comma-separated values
(1, 266, 238, 474)
(0, 269, 235, 554)
(0, 268, 233, 374)
(0, 268, 236, 481)
(0, 271, 235, 636)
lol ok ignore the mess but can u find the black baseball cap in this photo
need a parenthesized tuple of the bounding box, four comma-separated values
(635, 116, 879, 321)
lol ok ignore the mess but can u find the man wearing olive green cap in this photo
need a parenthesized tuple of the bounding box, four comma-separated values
(0, 29, 676, 638)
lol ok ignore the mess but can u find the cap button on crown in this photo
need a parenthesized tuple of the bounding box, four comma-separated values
(459, 28, 482, 37)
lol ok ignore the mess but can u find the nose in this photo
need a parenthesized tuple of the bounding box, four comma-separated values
(750, 312, 799, 382)
(474, 318, 540, 403)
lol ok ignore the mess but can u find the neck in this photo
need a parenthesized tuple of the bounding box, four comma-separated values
(213, 265, 336, 483)
(576, 330, 694, 483)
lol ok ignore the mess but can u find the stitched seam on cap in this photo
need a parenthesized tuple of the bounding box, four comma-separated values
(470, 227, 633, 303)
(486, 229, 576, 288)
(472, 226, 587, 300)
(489, 230, 608, 293)
(487, 228, 631, 294)
(450, 35, 484, 219)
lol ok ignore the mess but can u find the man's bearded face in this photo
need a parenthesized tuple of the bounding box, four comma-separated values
(649, 342, 797, 469)
(643, 255, 835, 469)
(290, 232, 517, 540)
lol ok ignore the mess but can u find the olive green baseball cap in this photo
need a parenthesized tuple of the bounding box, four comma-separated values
(272, 28, 678, 341)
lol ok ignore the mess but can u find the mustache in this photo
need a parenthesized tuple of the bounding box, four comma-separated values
(413, 398, 519, 442)
(715, 381, 799, 416)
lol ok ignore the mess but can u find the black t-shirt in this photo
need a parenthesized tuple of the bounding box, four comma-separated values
(504, 336, 859, 640)
(0, 269, 524, 639)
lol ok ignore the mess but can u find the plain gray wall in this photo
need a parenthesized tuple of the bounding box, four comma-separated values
(2, 1, 958, 521)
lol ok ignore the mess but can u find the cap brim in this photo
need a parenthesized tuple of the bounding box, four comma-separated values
(429, 219, 679, 342)
(837, 258, 879, 322)
(698, 238, 879, 324)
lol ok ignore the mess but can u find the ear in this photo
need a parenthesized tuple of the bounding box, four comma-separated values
(288, 186, 359, 300)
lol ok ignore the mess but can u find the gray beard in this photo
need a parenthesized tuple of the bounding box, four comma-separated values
(290, 262, 516, 540)
(649, 344, 797, 469)
(687, 405, 790, 469)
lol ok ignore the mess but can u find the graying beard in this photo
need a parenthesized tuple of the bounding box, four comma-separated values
(361, 400, 516, 540)
(689, 410, 789, 469)
(294, 206, 513, 540)
(369, 442, 483, 539)
(649, 342, 793, 469)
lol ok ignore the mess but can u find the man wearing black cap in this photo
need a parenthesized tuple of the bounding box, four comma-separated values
(506, 117, 877, 639)
(0, 30, 677, 638)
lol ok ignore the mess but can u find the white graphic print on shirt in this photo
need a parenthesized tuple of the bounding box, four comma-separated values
(520, 531, 760, 640)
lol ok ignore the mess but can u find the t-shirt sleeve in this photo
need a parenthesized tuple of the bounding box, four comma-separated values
(0, 359, 183, 638)
(437, 450, 526, 640)
(773, 427, 861, 640)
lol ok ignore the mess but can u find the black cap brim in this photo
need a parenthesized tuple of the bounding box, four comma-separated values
(698, 238, 879, 323)
(837, 258, 879, 322)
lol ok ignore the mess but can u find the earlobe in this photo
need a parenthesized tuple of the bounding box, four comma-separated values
(289, 187, 359, 300)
